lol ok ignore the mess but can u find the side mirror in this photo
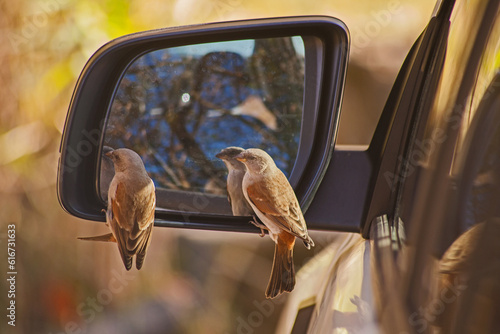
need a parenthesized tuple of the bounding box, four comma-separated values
(57, 16, 350, 233)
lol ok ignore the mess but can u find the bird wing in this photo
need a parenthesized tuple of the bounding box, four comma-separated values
(109, 180, 155, 270)
(109, 181, 134, 270)
(134, 180, 156, 231)
(246, 171, 308, 240)
(134, 180, 155, 270)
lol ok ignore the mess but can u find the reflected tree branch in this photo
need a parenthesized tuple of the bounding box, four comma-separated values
(148, 147, 183, 189)
(166, 105, 227, 189)
(191, 91, 287, 153)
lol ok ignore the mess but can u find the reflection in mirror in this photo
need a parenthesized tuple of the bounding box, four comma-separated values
(101, 37, 305, 214)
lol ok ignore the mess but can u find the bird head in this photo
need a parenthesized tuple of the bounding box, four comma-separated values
(106, 148, 146, 173)
(216, 146, 247, 170)
(102, 146, 114, 155)
(235, 148, 275, 173)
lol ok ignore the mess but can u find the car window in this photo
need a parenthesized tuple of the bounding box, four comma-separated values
(394, 1, 500, 332)
(454, 16, 500, 232)
(465, 18, 500, 133)
(398, 0, 494, 237)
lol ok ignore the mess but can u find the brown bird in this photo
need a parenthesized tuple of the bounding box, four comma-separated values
(216, 147, 255, 216)
(236, 148, 314, 298)
(79, 148, 156, 270)
(216, 146, 267, 236)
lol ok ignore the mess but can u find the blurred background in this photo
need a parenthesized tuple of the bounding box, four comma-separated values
(0, 0, 435, 333)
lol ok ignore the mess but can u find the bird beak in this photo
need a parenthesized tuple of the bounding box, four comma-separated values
(105, 151, 114, 159)
(235, 153, 246, 162)
(215, 152, 224, 159)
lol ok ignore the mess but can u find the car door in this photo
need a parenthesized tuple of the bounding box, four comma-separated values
(277, 0, 500, 333)
(375, 0, 500, 333)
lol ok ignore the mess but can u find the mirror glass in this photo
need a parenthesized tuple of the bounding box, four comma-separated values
(101, 36, 305, 214)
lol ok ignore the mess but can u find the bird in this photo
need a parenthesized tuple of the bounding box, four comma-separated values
(216, 147, 255, 215)
(236, 148, 314, 298)
(78, 148, 156, 270)
(216, 147, 268, 236)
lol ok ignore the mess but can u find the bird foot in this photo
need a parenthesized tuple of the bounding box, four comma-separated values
(250, 216, 267, 237)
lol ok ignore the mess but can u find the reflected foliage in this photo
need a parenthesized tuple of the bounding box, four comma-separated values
(104, 37, 304, 196)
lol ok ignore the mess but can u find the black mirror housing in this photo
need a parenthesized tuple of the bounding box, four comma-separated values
(57, 16, 349, 233)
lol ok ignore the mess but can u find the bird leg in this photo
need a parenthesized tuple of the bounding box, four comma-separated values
(250, 216, 268, 237)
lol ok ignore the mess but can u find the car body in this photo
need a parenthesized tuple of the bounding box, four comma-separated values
(278, 0, 500, 332)
(58, 0, 500, 332)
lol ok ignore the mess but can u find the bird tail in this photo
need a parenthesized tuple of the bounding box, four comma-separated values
(117, 240, 133, 271)
(266, 233, 295, 299)
(77, 233, 116, 243)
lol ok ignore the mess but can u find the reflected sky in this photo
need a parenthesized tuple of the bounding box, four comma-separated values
(168, 36, 305, 57)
